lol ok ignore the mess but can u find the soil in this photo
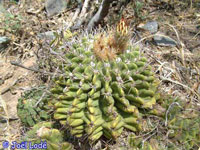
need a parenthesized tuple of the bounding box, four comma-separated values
(0, 0, 199, 149)
(0, 55, 38, 143)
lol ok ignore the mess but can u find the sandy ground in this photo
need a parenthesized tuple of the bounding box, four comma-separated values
(0, 54, 38, 145)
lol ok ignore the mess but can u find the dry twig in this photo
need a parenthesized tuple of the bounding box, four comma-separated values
(160, 76, 200, 100)
(165, 23, 185, 66)
(10, 61, 61, 76)
(165, 102, 181, 126)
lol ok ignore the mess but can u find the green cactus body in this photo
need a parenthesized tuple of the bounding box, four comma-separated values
(20, 122, 74, 150)
(17, 87, 51, 127)
(50, 37, 159, 142)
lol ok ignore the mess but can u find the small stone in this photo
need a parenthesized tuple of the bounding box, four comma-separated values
(138, 21, 158, 34)
(153, 34, 177, 47)
(37, 31, 56, 41)
(0, 36, 11, 52)
(10, 0, 20, 3)
(0, 76, 4, 85)
(198, 84, 200, 94)
(45, 0, 67, 17)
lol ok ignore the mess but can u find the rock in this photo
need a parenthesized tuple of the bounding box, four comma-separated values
(0, 77, 4, 85)
(138, 21, 158, 34)
(37, 31, 56, 41)
(0, 36, 10, 52)
(198, 84, 200, 94)
(153, 34, 177, 47)
(45, 0, 67, 17)
(9, 0, 20, 3)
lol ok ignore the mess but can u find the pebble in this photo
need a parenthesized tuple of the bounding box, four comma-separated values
(153, 34, 177, 47)
(138, 21, 158, 34)
(45, 0, 67, 17)
(0, 36, 11, 52)
(37, 31, 56, 41)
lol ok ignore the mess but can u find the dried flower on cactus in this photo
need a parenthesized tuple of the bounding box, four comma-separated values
(93, 33, 117, 61)
(93, 17, 131, 61)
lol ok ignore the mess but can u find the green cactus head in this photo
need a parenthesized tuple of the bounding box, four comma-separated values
(50, 28, 159, 143)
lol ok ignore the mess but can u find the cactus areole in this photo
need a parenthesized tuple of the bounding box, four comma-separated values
(51, 19, 159, 142)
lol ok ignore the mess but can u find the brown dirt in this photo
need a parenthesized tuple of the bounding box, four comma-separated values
(0, 0, 199, 149)
(0, 54, 38, 144)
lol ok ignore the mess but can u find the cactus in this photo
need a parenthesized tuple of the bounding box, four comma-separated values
(50, 18, 159, 142)
(21, 122, 74, 150)
(166, 100, 200, 150)
(128, 97, 200, 150)
(17, 87, 52, 127)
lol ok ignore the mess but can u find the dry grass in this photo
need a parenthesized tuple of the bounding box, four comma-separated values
(0, 0, 200, 149)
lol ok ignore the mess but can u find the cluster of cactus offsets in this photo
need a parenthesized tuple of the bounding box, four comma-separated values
(168, 117, 200, 149)
(21, 122, 74, 150)
(17, 87, 51, 127)
(50, 35, 159, 142)
(166, 101, 200, 150)
(128, 133, 158, 150)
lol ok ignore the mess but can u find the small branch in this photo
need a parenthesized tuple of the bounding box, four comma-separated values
(165, 102, 181, 126)
(68, 4, 82, 29)
(87, 0, 113, 31)
(70, 0, 91, 30)
(80, 0, 90, 17)
(70, 0, 92, 30)
(160, 76, 200, 100)
(165, 23, 185, 66)
(10, 61, 61, 76)
(10, 61, 41, 73)
(141, 127, 158, 148)
(34, 91, 47, 107)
